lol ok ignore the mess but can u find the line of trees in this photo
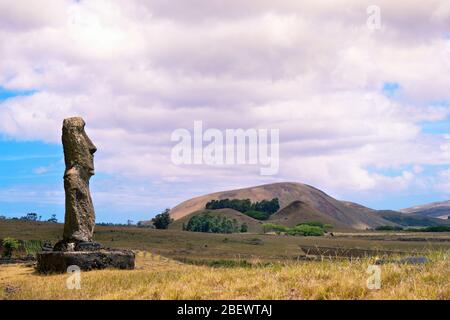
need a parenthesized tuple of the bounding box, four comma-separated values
(0, 213, 58, 223)
(375, 225, 450, 232)
(184, 214, 248, 234)
(205, 198, 280, 220)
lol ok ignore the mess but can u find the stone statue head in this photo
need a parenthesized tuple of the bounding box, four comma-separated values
(62, 117, 97, 176)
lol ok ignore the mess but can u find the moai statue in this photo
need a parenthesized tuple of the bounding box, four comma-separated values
(37, 117, 135, 273)
(55, 117, 99, 251)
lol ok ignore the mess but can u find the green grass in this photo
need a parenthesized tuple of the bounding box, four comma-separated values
(21, 240, 44, 255)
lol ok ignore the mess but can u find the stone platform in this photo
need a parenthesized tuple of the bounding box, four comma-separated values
(36, 250, 135, 273)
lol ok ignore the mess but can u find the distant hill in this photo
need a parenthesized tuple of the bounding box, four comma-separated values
(169, 208, 264, 233)
(401, 200, 450, 219)
(267, 200, 348, 229)
(169, 182, 450, 230)
(375, 210, 450, 227)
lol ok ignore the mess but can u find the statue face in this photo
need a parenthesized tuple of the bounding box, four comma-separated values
(81, 128, 97, 175)
(62, 117, 97, 175)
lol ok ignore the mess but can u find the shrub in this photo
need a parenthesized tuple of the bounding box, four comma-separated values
(23, 240, 43, 255)
(240, 223, 248, 233)
(152, 209, 173, 229)
(263, 223, 325, 236)
(21, 213, 38, 221)
(47, 214, 58, 223)
(244, 210, 271, 220)
(2, 237, 19, 258)
(289, 224, 324, 236)
(296, 221, 324, 228)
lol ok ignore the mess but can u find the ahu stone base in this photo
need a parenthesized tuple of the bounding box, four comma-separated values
(36, 250, 135, 273)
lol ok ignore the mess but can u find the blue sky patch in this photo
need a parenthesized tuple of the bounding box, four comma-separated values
(382, 82, 401, 98)
(0, 86, 37, 101)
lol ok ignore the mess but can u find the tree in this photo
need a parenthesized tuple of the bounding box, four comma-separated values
(47, 214, 58, 223)
(152, 209, 173, 229)
(184, 214, 243, 234)
(0, 215, 6, 220)
(127, 219, 134, 226)
(2, 238, 19, 258)
(240, 223, 248, 233)
(21, 213, 38, 221)
(205, 198, 280, 219)
(253, 198, 280, 214)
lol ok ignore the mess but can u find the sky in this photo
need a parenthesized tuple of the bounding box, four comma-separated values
(0, 0, 449, 223)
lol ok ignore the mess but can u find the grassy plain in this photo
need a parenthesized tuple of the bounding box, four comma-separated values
(1, 220, 450, 261)
(1, 220, 449, 300)
(0, 251, 448, 300)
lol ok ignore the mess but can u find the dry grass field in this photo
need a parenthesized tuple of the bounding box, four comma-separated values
(1, 220, 449, 300)
(1, 251, 448, 300)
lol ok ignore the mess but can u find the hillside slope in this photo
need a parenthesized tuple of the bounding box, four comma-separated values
(169, 182, 393, 230)
(375, 210, 450, 227)
(401, 200, 450, 219)
(268, 200, 348, 229)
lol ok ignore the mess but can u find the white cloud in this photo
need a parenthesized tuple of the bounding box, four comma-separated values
(0, 0, 449, 210)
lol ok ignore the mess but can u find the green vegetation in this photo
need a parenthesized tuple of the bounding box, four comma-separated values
(152, 209, 173, 229)
(2, 237, 19, 258)
(375, 225, 404, 231)
(288, 224, 325, 236)
(262, 221, 331, 236)
(205, 198, 280, 220)
(262, 223, 287, 233)
(406, 226, 450, 232)
(20, 212, 38, 221)
(296, 221, 333, 230)
(170, 208, 264, 233)
(375, 225, 450, 232)
(47, 214, 58, 223)
(22, 240, 44, 255)
(206, 198, 253, 212)
(240, 223, 248, 233)
(184, 213, 247, 234)
(244, 210, 271, 220)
